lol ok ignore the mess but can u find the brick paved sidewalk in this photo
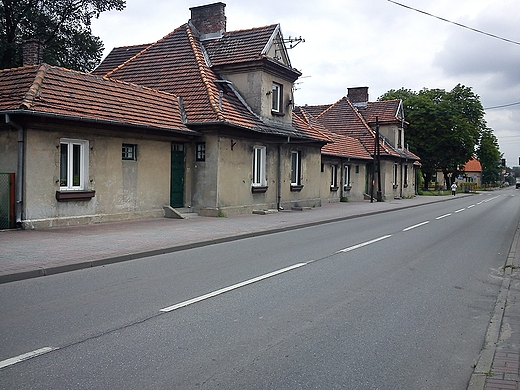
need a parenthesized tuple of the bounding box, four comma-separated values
(476, 223, 520, 390)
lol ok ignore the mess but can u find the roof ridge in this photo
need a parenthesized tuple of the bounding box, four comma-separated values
(317, 97, 344, 120)
(225, 24, 278, 35)
(347, 98, 374, 131)
(20, 64, 49, 109)
(186, 24, 223, 121)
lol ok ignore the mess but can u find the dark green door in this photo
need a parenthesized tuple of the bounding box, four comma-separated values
(170, 143, 184, 208)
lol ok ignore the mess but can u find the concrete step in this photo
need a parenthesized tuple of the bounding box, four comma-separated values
(163, 206, 200, 219)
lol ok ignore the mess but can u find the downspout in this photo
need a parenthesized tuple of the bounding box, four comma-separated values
(5, 114, 24, 227)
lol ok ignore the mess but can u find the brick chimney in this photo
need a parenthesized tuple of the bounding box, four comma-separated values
(23, 39, 44, 66)
(347, 87, 369, 107)
(189, 2, 226, 39)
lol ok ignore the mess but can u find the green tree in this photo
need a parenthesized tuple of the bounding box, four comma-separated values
(380, 84, 487, 187)
(476, 128, 502, 185)
(0, 0, 125, 72)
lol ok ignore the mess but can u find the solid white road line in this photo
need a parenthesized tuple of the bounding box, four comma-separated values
(337, 235, 392, 253)
(0, 347, 58, 369)
(436, 213, 452, 220)
(402, 221, 430, 232)
(160, 263, 308, 313)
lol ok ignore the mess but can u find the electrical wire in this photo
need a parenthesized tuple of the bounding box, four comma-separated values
(484, 101, 520, 110)
(387, 0, 520, 46)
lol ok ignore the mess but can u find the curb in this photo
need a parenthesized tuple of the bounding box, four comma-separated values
(467, 224, 520, 389)
(0, 196, 463, 285)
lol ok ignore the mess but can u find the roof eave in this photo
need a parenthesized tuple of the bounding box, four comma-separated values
(1, 110, 200, 136)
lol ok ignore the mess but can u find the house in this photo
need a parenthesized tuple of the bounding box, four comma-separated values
(0, 61, 200, 229)
(293, 108, 372, 202)
(433, 156, 482, 190)
(298, 87, 420, 200)
(0, 2, 331, 228)
(459, 157, 482, 188)
(92, 2, 331, 217)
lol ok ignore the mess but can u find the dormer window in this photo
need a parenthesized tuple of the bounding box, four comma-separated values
(271, 82, 283, 114)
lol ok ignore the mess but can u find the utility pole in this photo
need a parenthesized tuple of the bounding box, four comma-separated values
(370, 124, 376, 203)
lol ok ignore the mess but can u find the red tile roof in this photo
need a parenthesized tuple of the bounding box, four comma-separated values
(98, 23, 320, 142)
(293, 109, 371, 160)
(203, 24, 279, 66)
(357, 100, 403, 125)
(297, 98, 420, 161)
(303, 97, 378, 153)
(91, 44, 151, 76)
(0, 64, 195, 134)
(463, 157, 482, 172)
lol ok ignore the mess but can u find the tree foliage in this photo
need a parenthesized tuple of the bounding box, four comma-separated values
(476, 128, 502, 184)
(0, 0, 125, 72)
(379, 85, 489, 186)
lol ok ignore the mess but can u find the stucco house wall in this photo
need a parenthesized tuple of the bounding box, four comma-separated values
(21, 127, 171, 229)
(320, 158, 370, 203)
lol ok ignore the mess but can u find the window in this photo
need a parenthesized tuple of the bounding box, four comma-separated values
(60, 139, 88, 190)
(122, 144, 137, 160)
(398, 129, 403, 149)
(196, 142, 206, 161)
(271, 82, 283, 113)
(393, 163, 399, 186)
(330, 164, 338, 189)
(253, 146, 266, 187)
(404, 165, 409, 186)
(344, 165, 351, 186)
(291, 151, 302, 186)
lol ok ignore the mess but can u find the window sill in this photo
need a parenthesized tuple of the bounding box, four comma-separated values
(343, 185, 352, 191)
(271, 110, 285, 117)
(56, 190, 96, 202)
(252, 186, 268, 194)
(290, 184, 304, 192)
(330, 186, 339, 192)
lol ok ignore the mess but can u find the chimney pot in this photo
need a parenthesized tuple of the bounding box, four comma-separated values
(23, 39, 44, 66)
(190, 2, 226, 39)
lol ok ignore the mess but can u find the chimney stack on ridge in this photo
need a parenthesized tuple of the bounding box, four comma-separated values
(23, 39, 44, 66)
(190, 2, 226, 40)
(347, 87, 369, 107)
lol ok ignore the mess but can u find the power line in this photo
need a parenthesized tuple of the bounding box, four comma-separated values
(387, 0, 520, 46)
(484, 101, 520, 110)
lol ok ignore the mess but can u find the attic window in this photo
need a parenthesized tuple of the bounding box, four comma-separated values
(271, 82, 283, 114)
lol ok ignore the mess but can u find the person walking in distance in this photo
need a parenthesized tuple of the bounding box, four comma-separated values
(451, 182, 457, 196)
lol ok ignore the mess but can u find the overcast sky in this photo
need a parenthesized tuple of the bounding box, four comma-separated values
(91, 0, 520, 167)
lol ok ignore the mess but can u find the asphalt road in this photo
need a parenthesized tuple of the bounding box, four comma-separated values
(1, 191, 519, 389)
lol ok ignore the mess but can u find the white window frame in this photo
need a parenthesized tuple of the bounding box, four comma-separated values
(291, 151, 301, 186)
(393, 163, 399, 186)
(271, 82, 283, 113)
(344, 165, 351, 186)
(330, 164, 338, 188)
(253, 146, 267, 187)
(60, 138, 89, 191)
